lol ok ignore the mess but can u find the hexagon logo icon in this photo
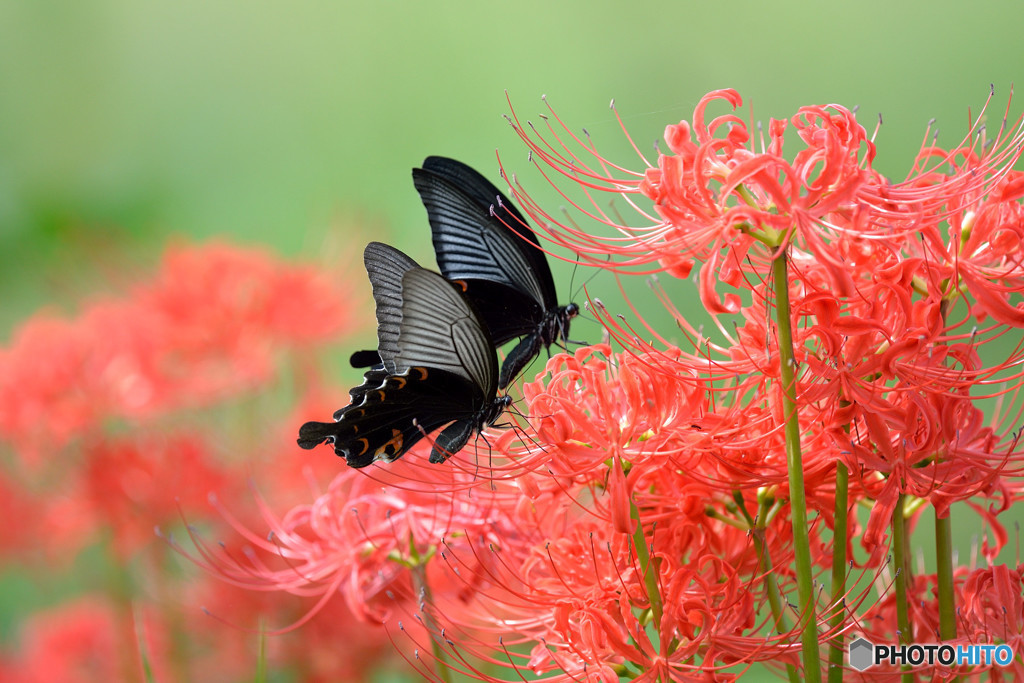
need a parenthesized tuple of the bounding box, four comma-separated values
(849, 637, 874, 671)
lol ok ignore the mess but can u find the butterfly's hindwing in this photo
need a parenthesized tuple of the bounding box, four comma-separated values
(298, 366, 487, 468)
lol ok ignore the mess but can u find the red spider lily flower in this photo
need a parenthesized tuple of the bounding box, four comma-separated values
(74, 433, 236, 558)
(0, 239, 372, 679)
(502, 88, 1023, 290)
(957, 564, 1024, 681)
(504, 88, 1024, 545)
(483, 345, 860, 677)
(179, 90, 1024, 681)
(493, 90, 1023, 677)
(852, 564, 1024, 680)
(178, 450, 532, 627)
(0, 242, 360, 465)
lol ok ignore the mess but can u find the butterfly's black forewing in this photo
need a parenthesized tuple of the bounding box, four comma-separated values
(413, 157, 580, 389)
(414, 159, 558, 313)
(421, 156, 531, 236)
(443, 279, 543, 347)
(362, 241, 419, 373)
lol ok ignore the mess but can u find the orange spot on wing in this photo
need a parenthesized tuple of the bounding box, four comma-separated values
(375, 429, 404, 458)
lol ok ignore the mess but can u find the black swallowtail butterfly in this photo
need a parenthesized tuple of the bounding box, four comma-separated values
(352, 157, 580, 389)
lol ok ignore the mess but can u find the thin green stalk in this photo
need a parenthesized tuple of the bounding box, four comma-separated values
(772, 250, 822, 682)
(255, 621, 267, 683)
(936, 511, 959, 683)
(892, 492, 914, 683)
(630, 498, 664, 683)
(134, 603, 158, 683)
(935, 299, 957, 643)
(405, 540, 454, 683)
(751, 494, 801, 683)
(935, 512, 956, 639)
(631, 499, 664, 635)
(827, 462, 849, 683)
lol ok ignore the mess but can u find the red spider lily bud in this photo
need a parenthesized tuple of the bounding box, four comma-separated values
(608, 453, 633, 535)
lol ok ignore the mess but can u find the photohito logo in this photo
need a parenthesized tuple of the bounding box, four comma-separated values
(848, 637, 1014, 671)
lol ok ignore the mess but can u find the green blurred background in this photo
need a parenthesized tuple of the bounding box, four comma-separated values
(3, 0, 1022, 334)
(0, 0, 1021, 678)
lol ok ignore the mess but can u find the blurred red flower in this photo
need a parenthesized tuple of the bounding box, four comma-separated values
(0, 239, 399, 681)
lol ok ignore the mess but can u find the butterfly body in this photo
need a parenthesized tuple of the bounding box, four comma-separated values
(298, 243, 509, 467)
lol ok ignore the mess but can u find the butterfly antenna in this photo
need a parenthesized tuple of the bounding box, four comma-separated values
(570, 253, 610, 304)
(559, 252, 608, 349)
(567, 251, 582, 302)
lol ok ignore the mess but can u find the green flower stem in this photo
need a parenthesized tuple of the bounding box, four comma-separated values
(935, 513, 956, 639)
(935, 514, 959, 683)
(827, 462, 849, 683)
(772, 250, 822, 682)
(136, 604, 158, 683)
(751, 494, 801, 683)
(892, 492, 913, 683)
(935, 299, 957, 643)
(631, 498, 664, 637)
(406, 541, 454, 683)
(255, 621, 268, 683)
